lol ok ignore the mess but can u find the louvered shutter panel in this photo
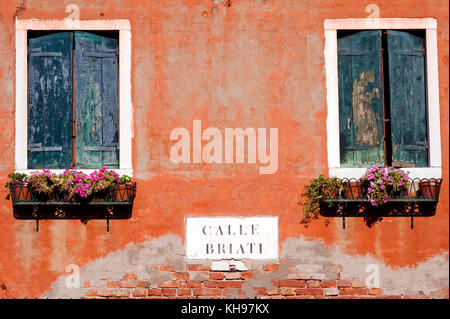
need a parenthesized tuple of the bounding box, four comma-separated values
(387, 30, 428, 167)
(28, 32, 73, 168)
(338, 30, 385, 167)
(74, 31, 119, 168)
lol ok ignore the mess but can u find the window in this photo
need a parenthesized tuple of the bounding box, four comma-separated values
(28, 31, 119, 169)
(325, 18, 442, 179)
(15, 20, 132, 175)
(338, 29, 427, 168)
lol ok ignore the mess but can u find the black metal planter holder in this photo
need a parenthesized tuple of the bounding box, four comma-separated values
(319, 178, 442, 229)
(9, 182, 136, 232)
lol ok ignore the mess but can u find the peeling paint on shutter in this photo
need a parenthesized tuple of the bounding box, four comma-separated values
(338, 30, 385, 167)
(387, 30, 428, 167)
(74, 32, 119, 168)
(28, 32, 73, 169)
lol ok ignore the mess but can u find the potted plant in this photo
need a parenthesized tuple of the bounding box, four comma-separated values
(342, 179, 361, 199)
(298, 175, 343, 219)
(6, 168, 136, 204)
(114, 175, 135, 201)
(360, 165, 410, 206)
(418, 178, 441, 199)
(5, 172, 30, 201)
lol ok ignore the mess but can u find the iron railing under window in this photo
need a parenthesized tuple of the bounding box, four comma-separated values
(319, 178, 442, 229)
(9, 182, 136, 231)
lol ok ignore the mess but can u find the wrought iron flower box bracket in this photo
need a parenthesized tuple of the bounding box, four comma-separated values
(9, 182, 137, 232)
(319, 178, 443, 229)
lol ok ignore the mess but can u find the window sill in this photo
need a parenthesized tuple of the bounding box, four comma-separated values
(329, 167, 441, 180)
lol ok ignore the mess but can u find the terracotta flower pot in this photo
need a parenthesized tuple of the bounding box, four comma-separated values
(10, 182, 32, 201)
(343, 181, 360, 199)
(114, 182, 135, 201)
(419, 180, 438, 199)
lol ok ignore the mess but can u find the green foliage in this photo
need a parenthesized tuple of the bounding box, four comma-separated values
(6, 168, 134, 202)
(4, 173, 28, 189)
(298, 175, 343, 219)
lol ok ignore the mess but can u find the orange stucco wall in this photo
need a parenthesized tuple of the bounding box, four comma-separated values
(0, 0, 448, 298)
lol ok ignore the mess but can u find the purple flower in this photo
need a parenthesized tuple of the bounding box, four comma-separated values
(366, 174, 375, 180)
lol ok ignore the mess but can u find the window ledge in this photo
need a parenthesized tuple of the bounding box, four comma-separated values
(329, 167, 442, 180)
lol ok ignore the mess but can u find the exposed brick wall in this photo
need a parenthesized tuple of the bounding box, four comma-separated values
(81, 263, 449, 299)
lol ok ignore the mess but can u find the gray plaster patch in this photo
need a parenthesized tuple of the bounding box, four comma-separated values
(45, 234, 449, 298)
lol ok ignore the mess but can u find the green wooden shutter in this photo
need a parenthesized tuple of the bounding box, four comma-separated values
(338, 30, 384, 167)
(387, 30, 428, 167)
(28, 32, 73, 169)
(74, 32, 119, 168)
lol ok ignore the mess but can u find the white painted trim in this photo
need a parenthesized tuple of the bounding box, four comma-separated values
(324, 18, 437, 30)
(15, 19, 130, 31)
(15, 29, 28, 171)
(14, 19, 133, 176)
(324, 18, 442, 179)
(329, 168, 442, 180)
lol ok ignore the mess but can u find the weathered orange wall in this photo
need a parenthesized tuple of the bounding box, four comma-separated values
(0, 0, 448, 298)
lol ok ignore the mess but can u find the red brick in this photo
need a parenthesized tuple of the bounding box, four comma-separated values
(98, 289, 115, 297)
(339, 288, 368, 295)
(122, 273, 137, 280)
(209, 272, 224, 280)
(351, 281, 366, 288)
(170, 272, 190, 280)
(187, 280, 202, 288)
(223, 288, 246, 297)
(160, 280, 186, 288)
(224, 272, 241, 280)
(106, 281, 121, 288)
(162, 288, 176, 296)
(203, 281, 218, 288)
(193, 288, 222, 296)
(132, 289, 147, 297)
(277, 280, 306, 287)
(368, 288, 382, 295)
(160, 265, 176, 272)
(217, 281, 243, 288)
(115, 290, 130, 297)
(322, 280, 337, 288)
(120, 280, 136, 288)
(85, 289, 97, 297)
(253, 287, 267, 295)
(240, 272, 254, 279)
(137, 280, 150, 288)
(177, 288, 192, 296)
(295, 288, 323, 296)
(267, 288, 280, 295)
(263, 264, 280, 271)
(148, 289, 162, 296)
(281, 288, 296, 295)
(337, 280, 352, 287)
(187, 264, 211, 271)
(306, 280, 321, 288)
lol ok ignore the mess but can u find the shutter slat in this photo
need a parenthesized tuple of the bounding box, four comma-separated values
(28, 32, 73, 169)
(338, 30, 385, 167)
(74, 31, 119, 168)
(387, 30, 428, 167)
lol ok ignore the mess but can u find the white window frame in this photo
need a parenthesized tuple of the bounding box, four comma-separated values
(15, 19, 133, 176)
(324, 18, 442, 179)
